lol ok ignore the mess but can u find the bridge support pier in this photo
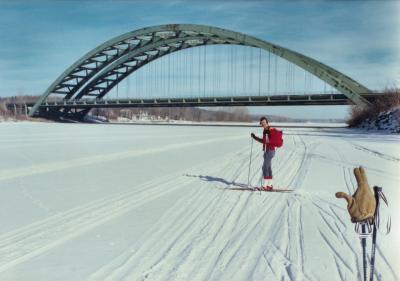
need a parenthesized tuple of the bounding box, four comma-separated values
(34, 107, 91, 122)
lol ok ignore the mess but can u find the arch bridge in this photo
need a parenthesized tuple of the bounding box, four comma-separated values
(29, 24, 373, 121)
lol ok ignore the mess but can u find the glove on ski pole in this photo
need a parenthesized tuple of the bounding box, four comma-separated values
(335, 166, 376, 223)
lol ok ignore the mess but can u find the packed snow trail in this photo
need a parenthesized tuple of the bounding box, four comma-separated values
(0, 145, 248, 273)
(0, 123, 398, 281)
(86, 133, 398, 281)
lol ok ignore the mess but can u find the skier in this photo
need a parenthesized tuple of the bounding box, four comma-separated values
(251, 116, 277, 191)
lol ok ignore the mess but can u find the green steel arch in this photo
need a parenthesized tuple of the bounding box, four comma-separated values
(29, 24, 371, 117)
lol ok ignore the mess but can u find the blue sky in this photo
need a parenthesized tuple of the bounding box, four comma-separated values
(0, 0, 399, 119)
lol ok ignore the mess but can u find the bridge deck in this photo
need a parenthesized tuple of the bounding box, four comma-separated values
(38, 93, 380, 109)
(7, 93, 381, 114)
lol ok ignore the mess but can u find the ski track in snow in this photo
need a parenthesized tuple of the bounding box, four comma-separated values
(0, 126, 398, 281)
(315, 140, 397, 281)
(0, 135, 245, 181)
(86, 134, 347, 281)
(350, 142, 400, 163)
(0, 132, 231, 150)
(0, 148, 246, 274)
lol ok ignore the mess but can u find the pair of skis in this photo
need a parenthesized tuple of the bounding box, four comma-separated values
(227, 186, 293, 193)
(253, 187, 293, 193)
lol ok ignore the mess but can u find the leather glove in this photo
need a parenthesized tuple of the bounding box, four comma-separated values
(335, 166, 376, 223)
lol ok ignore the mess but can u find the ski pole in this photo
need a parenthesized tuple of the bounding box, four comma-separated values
(247, 137, 254, 188)
(361, 224, 367, 281)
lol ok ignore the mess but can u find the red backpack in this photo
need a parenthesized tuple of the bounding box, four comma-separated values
(269, 128, 283, 148)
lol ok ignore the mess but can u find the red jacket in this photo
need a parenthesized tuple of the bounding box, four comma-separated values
(252, 128, 275, 151)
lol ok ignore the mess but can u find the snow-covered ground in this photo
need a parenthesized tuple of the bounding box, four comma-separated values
(0, 122, 399, 281)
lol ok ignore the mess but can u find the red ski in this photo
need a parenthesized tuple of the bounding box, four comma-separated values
(227, 186, 293, 193)
(254, 187, 293, 192)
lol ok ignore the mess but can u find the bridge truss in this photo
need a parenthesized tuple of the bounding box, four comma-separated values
(29, 24, 372, 120)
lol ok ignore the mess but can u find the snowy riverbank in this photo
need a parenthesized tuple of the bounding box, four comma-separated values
(355, 106, 400, 134)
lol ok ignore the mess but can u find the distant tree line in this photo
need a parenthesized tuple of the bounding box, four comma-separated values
(0, 96, 39, 120)
(91, 106, 252, 122)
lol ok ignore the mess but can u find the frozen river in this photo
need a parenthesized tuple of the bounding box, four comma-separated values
(0, 122, 399, 281)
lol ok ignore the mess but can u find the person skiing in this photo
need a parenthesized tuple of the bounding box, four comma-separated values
(251, 116, 276, 191)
